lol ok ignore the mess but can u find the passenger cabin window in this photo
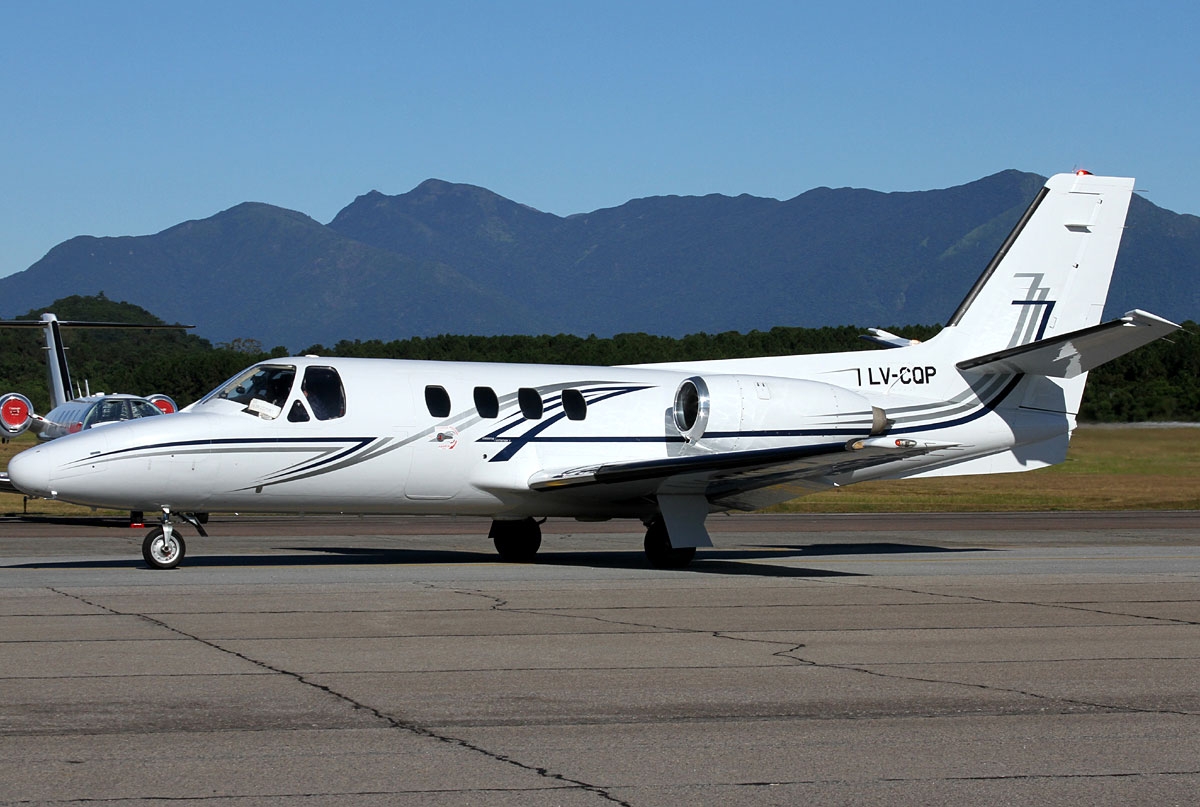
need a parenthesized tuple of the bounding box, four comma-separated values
(518, 387, 543, 419)
(474, 386, 499, 418)
(562, 389, 587, 421)
(302, 366, 345, 420)
(425, 385, 451, 418)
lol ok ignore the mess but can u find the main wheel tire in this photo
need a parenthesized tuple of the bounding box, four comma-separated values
(490, 518, 542, 562)
(644, 519, 696, 569)
(142, 527, 186, 570)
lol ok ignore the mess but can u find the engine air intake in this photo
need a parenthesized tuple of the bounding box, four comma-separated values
(673, 377, 710, 442)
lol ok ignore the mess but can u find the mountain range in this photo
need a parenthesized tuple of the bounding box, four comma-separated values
(1, 170, 1196, 350)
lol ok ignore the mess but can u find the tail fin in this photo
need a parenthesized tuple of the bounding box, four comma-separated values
(941, 172, 1135, 358)
(0, 313, 195, 411)
(41, 314, 74, 409)
(0, 313, 76, 409)
(929, 172, 1157, 417)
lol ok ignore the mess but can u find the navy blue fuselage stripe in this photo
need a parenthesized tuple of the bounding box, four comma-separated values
(487, 373, 1023, 458)
(74, 436, 375, 464)
(484, 386, 651, 461)
(890, 374, 1023, 434)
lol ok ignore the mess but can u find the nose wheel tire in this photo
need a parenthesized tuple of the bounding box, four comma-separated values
(142, 527, 186, 570)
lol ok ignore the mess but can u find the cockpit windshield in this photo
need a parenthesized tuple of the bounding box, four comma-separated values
(204, 364, 297, 419)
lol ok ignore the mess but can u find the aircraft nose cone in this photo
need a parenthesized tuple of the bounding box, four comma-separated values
(6, 446, 56, 498)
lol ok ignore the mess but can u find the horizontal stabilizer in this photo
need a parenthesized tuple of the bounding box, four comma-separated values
(956, 310, 1180, 379)
(860, 328, 920, 349)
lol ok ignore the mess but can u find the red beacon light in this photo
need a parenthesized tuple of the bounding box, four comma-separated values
(1076, 169, 1093, 176)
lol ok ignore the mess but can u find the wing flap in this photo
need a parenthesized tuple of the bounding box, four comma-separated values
(529, 437, 954, 506)
(956, 309, 1180, 378)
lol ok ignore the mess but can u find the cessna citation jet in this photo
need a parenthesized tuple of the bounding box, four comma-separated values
(4, 172, 1180, 569)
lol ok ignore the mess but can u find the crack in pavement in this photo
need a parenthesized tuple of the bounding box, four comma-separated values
(47, 588, 633, 807)
(427, 582, 1200, 719)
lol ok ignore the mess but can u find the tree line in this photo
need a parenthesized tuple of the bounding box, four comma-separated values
(2, 295, 1196, 421)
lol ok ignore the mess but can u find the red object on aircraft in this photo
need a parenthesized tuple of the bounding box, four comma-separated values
(2, 397, 28, 427)
(1076, 169, 1093, 176)
(147, 394, 178, 414)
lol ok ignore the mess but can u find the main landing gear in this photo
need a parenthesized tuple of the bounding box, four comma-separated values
(643, 516, 696, 569)
(141, 507, 208, 570)
(488, 515, 698, 568)
(490, 517, 543, 562)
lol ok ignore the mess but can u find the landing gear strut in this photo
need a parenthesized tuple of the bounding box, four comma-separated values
(141, 507, 207, 570)
(490, 517, 542, 562)
(643, 517, 696, 569)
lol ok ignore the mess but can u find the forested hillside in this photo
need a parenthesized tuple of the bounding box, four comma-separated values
(1, 296, 1195, 421)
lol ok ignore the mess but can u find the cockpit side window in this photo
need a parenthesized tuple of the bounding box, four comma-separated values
(210, 365, 297, 419)
(302, 367, 346, 421)
(130, 401, 162, 419)
(83, 399, 128, 429)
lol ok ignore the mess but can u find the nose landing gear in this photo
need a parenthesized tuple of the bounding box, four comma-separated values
(141, 507, 208, 570)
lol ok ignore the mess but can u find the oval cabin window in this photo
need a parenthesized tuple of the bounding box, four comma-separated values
(425, 385, 451, 418)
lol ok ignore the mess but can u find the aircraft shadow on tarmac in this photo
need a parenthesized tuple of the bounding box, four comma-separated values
(9, 542, 989, 578)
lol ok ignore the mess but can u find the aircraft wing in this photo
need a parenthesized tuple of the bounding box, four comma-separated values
(956, 310, 1180, 378)
(0, 471, 18, 496)
(529, 437, 951, 511)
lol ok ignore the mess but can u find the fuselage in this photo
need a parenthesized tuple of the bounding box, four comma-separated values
(5, 345, 1064, 518)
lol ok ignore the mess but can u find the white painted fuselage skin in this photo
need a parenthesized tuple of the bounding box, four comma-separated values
(3, 173, 1181, 536)
(4, 354, 888, 516)
(0, 344, 1070, 519)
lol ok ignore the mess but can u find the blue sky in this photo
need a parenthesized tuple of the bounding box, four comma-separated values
(1, 1, 1196, 279)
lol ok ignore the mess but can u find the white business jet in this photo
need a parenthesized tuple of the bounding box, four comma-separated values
(5, 172, 1179, 569)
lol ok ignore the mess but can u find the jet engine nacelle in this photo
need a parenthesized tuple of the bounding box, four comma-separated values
(671, 374, 888, 446)
(1, 392, 34, 438)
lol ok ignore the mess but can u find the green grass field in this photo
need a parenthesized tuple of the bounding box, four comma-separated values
(2, 426, 1198, 517)
(776, 426, 1200, 512)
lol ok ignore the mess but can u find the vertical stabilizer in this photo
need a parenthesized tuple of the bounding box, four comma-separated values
(0, 314, 193, 413)
(930, 173, 1136, 416)
(941, 172, 1135, 358)
(40, 314, 74, 409)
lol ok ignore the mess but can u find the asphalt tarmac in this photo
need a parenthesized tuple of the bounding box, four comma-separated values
(2, 512, 1198, 806)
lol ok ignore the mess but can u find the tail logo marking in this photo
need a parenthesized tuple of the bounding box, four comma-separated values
(1010, 273, 1056, 347)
